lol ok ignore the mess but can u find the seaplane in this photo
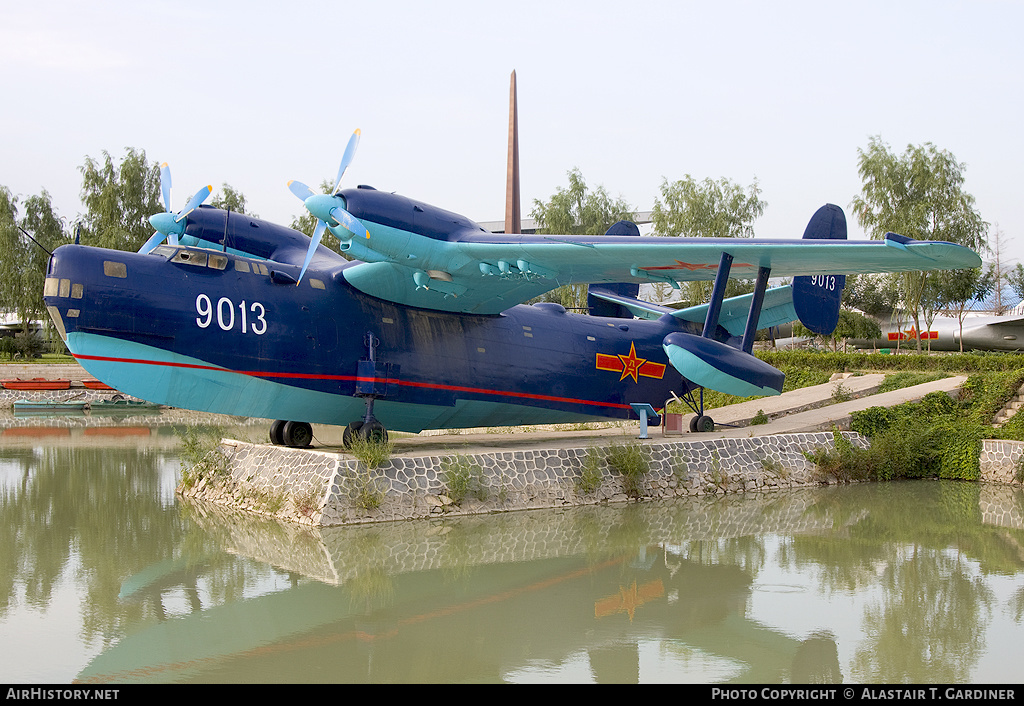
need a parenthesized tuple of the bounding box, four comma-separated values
(41, 122, 981, 447)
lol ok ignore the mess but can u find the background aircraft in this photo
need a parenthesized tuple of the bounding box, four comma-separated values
(849, 313, 1024, 352)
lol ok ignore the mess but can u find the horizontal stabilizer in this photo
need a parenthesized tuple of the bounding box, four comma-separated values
(668, 285, 797, 336)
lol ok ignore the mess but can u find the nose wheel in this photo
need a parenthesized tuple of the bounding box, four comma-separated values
(269, 420, 313, 448)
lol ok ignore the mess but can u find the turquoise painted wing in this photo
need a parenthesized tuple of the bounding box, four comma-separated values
(337, 228, 982, 315)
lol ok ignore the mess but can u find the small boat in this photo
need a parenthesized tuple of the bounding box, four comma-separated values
(89, 398, 163, 413)
(82, 379, 115, 390)
(13, 398, 89, 413)
(2, 378, 72, 390)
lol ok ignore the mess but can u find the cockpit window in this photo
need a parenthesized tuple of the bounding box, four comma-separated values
(172, 250, 207, 267)
(151, 246, 176, 257)
(208, 254, 228, 270)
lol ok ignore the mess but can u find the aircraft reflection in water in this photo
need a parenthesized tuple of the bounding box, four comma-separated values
(78, 497, 846, 684)
(43, 129, 981, 446)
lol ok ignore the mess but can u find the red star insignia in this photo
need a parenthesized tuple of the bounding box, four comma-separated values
(617, 342, 646, 383)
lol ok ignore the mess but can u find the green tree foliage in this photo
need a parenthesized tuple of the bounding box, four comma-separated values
(0, 187, 25, 322)
(651, 175, 766, 239)
(209, 183, 249, 215)
(79, 148, 162, 251)
(20, 191, 70, 328)
(851, 137, 988, 350)
(795, 308, 881, 351)
(932, 266, 996, 352)
(0, 187, 70, 345)
(529, 168, 634, 310)
(650, 175, 766, 306)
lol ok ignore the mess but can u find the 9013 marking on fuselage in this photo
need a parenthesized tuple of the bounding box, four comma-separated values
(195, 294, 268, 334)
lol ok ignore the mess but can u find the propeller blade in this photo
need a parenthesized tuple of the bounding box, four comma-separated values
(333, 129, 361, 195)
(287, 180, 315, 202)
(174, 185, 213, 222)
(332, 207, 369, 239)
(139, 231, 166, 255)
(297, 219, 327, 285)
(159, 163, 172, 213)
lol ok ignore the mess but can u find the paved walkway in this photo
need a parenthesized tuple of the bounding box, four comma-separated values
(382, 374, 967, 456)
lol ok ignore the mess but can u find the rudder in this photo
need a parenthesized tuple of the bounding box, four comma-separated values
(792, 204, 846, 335)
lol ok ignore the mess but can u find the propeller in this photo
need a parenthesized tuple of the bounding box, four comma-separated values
(288, 129, 369, 284)
(139, 163, 212, 254)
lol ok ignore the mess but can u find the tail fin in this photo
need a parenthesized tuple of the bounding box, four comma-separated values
(587, 220, 641, 318)
(792, 204, 846, 335)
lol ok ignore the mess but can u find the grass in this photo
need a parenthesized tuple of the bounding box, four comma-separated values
(575, 448, 604, 495)
(442, 454, 488, 504)
(605, 438, 650, 498)
(176, 424, 229, 489)
(345, 434, 394, 469)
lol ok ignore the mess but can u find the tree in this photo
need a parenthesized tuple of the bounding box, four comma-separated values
(0, 187, 25, 322)
(794, 309, 881, 352)
(0, 188, 69, 347)
(651, 175, 765, 239)
(210, 183, 250, 216)
(933, 266, 996, 352)
(529, 168, 634, 310)
(851, 137, 988, 351)
(79, 148, 162, 251)
(651, 175, 766, 306)
(20, 191, 70, 333)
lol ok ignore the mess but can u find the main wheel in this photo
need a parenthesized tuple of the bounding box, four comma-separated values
(269, 420, 286, 446)
(689, 415, 700, 433)
(342, 421, 364, 448)
(282, 421, 313, 448)
(695, 415, 715, 433)
(360, 420, 388, 444)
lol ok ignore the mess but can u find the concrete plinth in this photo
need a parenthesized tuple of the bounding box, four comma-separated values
(177, 431, 870, 527)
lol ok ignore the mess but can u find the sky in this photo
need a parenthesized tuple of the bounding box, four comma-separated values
(2, 0, 1022, 264)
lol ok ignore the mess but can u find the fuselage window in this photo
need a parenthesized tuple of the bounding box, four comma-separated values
(309, 278, 325, 290)
(208, 254, 229, 270)
(234, 260, 251, 273)
(103, 262, 127, 278)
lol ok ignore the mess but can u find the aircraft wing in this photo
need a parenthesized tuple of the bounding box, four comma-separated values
(337, 230, 981, 316)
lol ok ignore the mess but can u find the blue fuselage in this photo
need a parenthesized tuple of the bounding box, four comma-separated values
(44, 238, 696, 432)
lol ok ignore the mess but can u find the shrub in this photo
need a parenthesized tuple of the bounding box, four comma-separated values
(575, 448, 604, 495)
(605, 439, 650, 498)
(442, 454, 488, 504)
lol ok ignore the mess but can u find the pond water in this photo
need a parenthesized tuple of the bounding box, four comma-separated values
(1, 414, 1023, 684)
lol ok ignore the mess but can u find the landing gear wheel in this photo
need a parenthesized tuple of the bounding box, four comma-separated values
(689, 415, 699, 433)
(282, 421, 313, 448)
(269, 420, 286, 446)
(342, 421, 364, 448)
(695, 415, 715, 433)
(360, 420, 388, 445)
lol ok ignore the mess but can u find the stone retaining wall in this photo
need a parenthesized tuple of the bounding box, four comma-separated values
(980, 438, 1024, 485)
(178, 431, 870, 527)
